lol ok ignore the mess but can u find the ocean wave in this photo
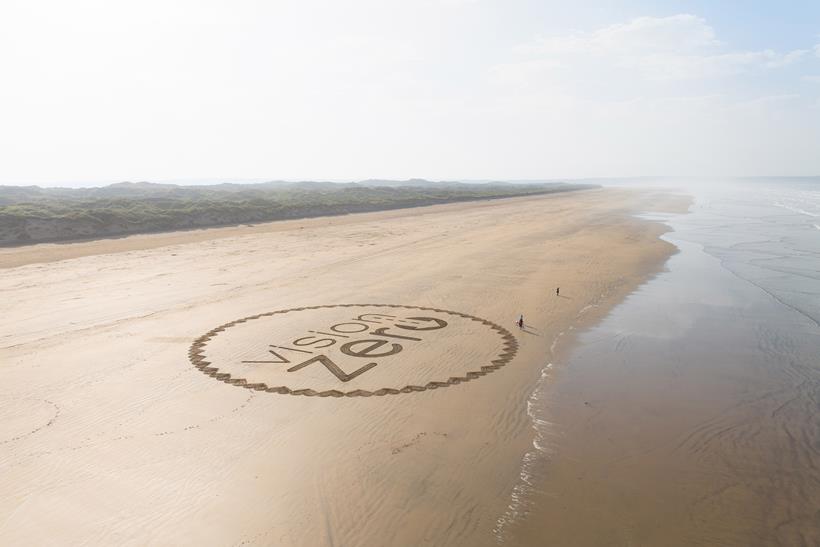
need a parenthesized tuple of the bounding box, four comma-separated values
(773, 201, 820, 218)
(492, 362, 555, 544)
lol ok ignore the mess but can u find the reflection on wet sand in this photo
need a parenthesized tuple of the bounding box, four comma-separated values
(506, 181, 820, 546)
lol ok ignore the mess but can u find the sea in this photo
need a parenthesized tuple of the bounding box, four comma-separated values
(497, 178, 820, 545)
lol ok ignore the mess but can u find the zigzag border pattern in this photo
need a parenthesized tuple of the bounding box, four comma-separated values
(188, 304, 519, 397)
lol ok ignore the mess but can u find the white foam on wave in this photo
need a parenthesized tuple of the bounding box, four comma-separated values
(493, 296, 609, 543)
(578, 303, 598, 316)
(492, 360, 556, 544)
(493, 283, 629, 542)
(773, 200, 820, 218)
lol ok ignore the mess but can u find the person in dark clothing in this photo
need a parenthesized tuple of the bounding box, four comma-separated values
(556, 287, 560, 296)
(517, 314, 524, 329)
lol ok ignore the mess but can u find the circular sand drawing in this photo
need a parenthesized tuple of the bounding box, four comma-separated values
(189, 304, 518, 397)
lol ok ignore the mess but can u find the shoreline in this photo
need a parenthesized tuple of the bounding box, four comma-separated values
(494, 197, 689, 541)
(502, 182, 820, 545)
(0, 188, 689, 545)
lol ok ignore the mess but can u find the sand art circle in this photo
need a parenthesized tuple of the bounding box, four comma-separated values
(189, 304, 518, 397)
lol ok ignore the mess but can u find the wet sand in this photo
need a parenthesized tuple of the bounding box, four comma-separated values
(0, 189, 682, 546)
(507, 203, 820, 546)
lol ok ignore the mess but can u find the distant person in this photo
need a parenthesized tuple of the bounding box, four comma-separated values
(517, 314, 524, 329)
(556, 287, 560, 296)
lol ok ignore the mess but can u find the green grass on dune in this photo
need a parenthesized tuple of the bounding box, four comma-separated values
(0, 181, 594, 245)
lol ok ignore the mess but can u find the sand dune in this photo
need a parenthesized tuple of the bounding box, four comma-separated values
(0, 189, 681, 545)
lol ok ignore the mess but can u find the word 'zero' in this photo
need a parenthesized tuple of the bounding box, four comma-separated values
(242, 312, 448, 382)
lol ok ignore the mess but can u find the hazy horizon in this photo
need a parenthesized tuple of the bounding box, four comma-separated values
(4, 175, 820, 190)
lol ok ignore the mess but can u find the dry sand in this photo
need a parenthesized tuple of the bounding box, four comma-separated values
(0, 188, 683, 546)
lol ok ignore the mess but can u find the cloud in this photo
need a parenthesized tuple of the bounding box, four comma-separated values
(769, 49, 810, 67)
(498, 14, 810, 83)
(477, 13, 820, 179)
(521, 14, 718, 56)
(731, 94, 800, 110)
(624, 49, 808, 80)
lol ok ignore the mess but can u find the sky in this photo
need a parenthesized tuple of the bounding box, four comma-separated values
(1, 0, 819, 186)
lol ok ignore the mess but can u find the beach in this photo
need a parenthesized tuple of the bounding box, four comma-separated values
(505, 179, 820, 546)
(0, 188, 683, 546)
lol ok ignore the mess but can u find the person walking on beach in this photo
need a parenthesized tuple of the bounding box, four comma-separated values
(517, 314, 524, 329)
(556, 287, 560, 296)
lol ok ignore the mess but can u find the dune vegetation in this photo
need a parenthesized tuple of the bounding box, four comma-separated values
(0, 179, 593, 245)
